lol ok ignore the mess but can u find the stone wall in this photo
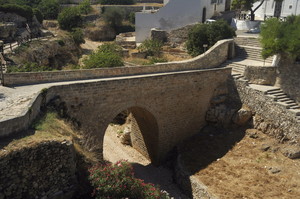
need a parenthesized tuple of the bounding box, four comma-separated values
(167, 24, 195, 46)
(4, 39, 233, 86)
(0, 139, 77, 199)
(233, 77, 300, 144)
(244, 65, 277, 85)
(0, 93, 44, 137)
(277, 57, 300, 103)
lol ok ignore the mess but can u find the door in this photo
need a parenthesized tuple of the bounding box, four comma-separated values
(274, 0, 283, 18)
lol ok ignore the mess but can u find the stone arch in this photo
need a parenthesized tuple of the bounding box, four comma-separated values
(104, 106, 160, 165)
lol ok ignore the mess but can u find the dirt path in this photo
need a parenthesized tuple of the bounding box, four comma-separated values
(80, 39, 103, 52)
(103, 124, 189, 199)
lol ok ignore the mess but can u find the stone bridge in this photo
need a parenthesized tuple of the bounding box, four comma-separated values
(0, 39, 234, 164)
(45, 68, 230, 164)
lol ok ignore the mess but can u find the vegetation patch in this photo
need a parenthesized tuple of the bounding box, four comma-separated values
(186, 20, 236, 56)
(89, 160, 170, 199)
(260, 15, 300, 60)
(83, 43, 124, 69)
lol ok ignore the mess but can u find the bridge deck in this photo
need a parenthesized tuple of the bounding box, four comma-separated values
(0, 68, 227, 122)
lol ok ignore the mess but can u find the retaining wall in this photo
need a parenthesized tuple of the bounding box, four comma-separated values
(233, 78, 300, 144)
(0, 139, 77, 199)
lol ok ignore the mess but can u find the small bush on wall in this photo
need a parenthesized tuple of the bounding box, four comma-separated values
(186, 20, 236, 57)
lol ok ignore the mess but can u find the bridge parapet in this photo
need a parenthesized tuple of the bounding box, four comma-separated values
(3, 39, 233, 86)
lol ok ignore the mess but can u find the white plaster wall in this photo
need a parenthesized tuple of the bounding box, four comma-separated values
(136, 0, 226, 43)
(231, 18, 261, 30)
(163, 0, 169, 5)
(254, 0, 300, 19)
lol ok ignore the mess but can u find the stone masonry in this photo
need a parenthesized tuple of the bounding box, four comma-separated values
(0, 139, 77, 199)
(43, 68, 231, 164)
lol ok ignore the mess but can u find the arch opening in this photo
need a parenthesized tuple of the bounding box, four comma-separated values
(103, 106, 159, 165)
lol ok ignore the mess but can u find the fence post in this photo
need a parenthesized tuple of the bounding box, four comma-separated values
(0, 53, 4, 86)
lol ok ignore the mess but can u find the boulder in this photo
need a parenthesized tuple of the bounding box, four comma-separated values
(232, 108, 252, 126)
(120, 126, 131, 145)
(281, 146, 300, 159)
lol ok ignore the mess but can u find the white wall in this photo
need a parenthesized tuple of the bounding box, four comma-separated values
(254, 0, 300, 19)
(136, 0, 226, 43)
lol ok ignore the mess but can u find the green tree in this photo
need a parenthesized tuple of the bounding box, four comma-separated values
(58, 7, 82, 31)
(83, 43, 124, 68)
(38, 0, 60, 19)
(231, 0, 265, 21)
(103, 7, 125, 29)
(260, 15, 300, 60)
(0, 4, 33, 20)
(70, 28, 85, 45)
(186, 20, 236, 56)
(78, 0, 92, 15)
(137, 39, 163, 57)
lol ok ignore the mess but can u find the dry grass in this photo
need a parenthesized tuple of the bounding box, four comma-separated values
(0, 112, 98, 162)
(179, 128, 300, 199)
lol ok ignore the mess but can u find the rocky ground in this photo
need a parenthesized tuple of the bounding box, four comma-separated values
(179, 126, 300, 199)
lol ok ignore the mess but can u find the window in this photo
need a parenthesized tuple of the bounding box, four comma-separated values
(211, 0, 217, 4)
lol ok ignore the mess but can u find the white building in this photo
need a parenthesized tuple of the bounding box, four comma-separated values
(135, 0, 230, 43)
(254, 0, 300, 20)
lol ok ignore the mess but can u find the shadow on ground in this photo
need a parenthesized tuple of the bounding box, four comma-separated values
(176, 125, 247, 198)
(0, 129, 35, 150)
(131, 162, 190, 199)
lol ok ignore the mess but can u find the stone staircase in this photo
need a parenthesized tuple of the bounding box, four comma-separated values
(231, 74, 300, 123)
(226, 37, 274, 75)
(235, 45, 273, 63)
(220, 61, 246, 74)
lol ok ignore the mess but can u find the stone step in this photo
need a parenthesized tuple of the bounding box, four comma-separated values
(272, 93, 287, 97)
(267, 90, 284, 95)
(232, 67, 245, 71)
(275, 95, 290, 100)
(275, 97, 290, 102)
(266, 88, 282, 93)
(286, 103, 300, 108)
(288, 105, 300, 109)
(276, 101, 291, 108)
(278, 99, 295, 103)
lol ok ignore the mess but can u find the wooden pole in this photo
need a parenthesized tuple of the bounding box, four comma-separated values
(0, 53, 5, 86)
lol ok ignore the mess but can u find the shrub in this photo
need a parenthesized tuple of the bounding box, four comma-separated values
(58, 7, 82, 31)
(78, 0, 92, 15)
(33, 8, 43, 23)
(83, 43, 124, 68)
(7, 62, 52, 73)
(0, 4, 33, 20)
(260, 15, 300, 60)
(89, 160, 170, 199)
(129, 11, 135, 24)
(186, 20, 236, 56)
(100, 0, 135, 5)
(38, 0, 60, 20)
(138, 39, 163, 57)
(70, 28, 85, 45)
(103, 7, 125, 29)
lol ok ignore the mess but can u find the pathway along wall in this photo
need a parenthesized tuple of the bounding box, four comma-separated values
(3, 39, 233, 86)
